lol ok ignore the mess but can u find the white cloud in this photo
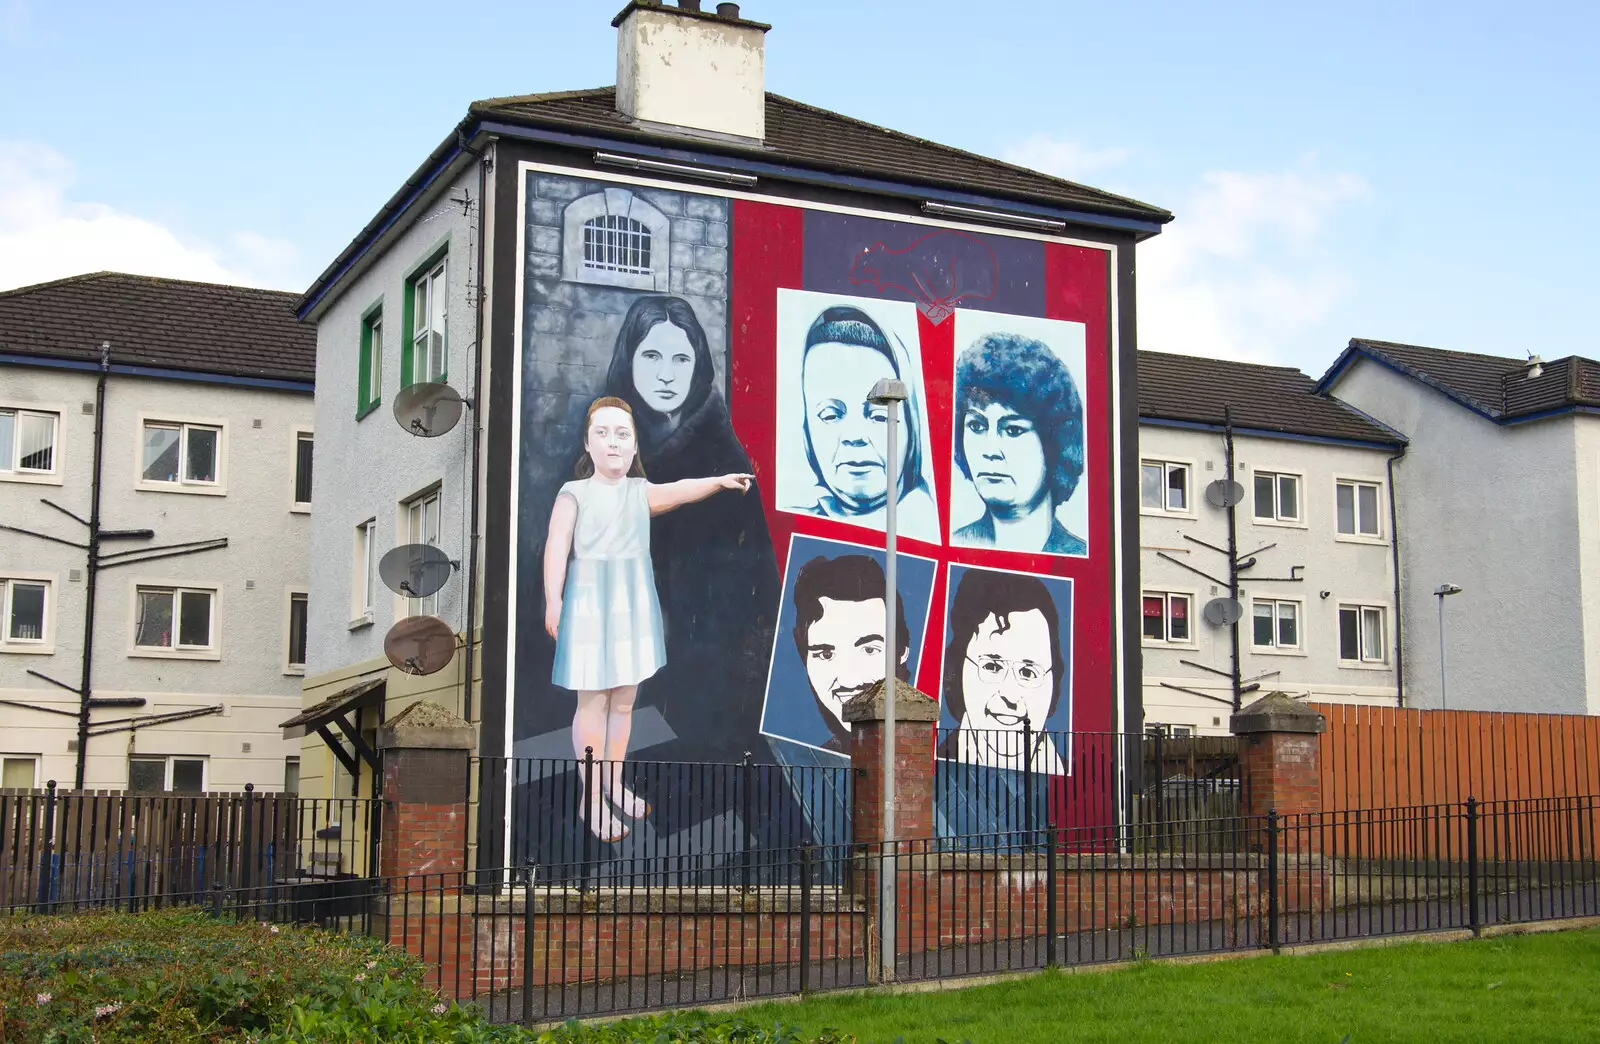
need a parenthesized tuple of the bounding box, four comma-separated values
(1002, 134, 1132, 181)
(0, 141, 298, 292)
(1137, 165, 1369, 365)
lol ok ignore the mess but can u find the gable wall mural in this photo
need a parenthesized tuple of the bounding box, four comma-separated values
(508, 164, 1121, 864)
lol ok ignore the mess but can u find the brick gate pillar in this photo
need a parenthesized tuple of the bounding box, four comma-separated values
(1230, 691, 1326, 820)
(846, 677, 941, 847)
(375, 699, 475, 882)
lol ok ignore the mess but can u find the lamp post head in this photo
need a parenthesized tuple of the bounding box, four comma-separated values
(867, 379, 909, 405)
(1434, 583, 1463, 597)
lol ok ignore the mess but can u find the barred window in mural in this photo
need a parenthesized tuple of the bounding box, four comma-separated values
(512, 168, 1120, 861)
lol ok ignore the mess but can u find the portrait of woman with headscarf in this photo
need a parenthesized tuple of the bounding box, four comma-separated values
(603, 294, 781, 763)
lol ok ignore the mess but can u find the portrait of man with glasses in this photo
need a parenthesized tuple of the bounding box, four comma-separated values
(939, 565, 1072, 774)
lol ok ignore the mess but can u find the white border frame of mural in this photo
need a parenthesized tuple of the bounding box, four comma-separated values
(948, 309, 1090, 556)
(774, 288, 941, 544)
(758, 530, 942, 756)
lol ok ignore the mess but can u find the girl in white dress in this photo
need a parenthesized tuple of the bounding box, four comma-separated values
(544, 396, 752, 842)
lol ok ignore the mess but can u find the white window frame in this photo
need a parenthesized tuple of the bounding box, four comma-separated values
(1139, 459, 1194, 516)
(400, 486, 443, 618)
(128, 754, 208, 794)
(1250, 597, 1304, 653)
(1335, 478, 1385, 541)
(135, 414, 228, 496)
(1, 574, 55, 654)
(1141, 590, 1195, 646)
(284, 588, 309, 675)
(352, 518, 377, 626)
(290, 427, 314, 513)
(1251, 469, 1303, 525)
(409, 259, 448, 385)
(1338, 603, 1390, 666)
(0, 405, 64, 485)
(1, 754, 40, 790)
(129, 582, 221, 660)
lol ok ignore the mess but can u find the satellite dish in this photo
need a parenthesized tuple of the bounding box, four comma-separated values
(379, 543, 455, 599)
(1206, 479, 1246, 508)
(384, 616, 457, 676)
(1203, 597, 1244, 626)
(393, 382, 464, 438)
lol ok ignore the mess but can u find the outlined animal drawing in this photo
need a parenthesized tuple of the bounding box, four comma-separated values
(848, 230, 999, 323)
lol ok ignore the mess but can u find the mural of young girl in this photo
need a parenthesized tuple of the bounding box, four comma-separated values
(544, 396, 753, 841)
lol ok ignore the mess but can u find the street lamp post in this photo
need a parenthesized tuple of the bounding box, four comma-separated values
(1434, 583, 1463, 709)
(868, 377, 908, 982)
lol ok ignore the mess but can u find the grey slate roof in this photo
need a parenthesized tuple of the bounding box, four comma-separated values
(0, 272, 314, 385)
(1139, 351, 1404, 446)
(1328, 338, 1600, 421)
(472, 87, 1172, 224)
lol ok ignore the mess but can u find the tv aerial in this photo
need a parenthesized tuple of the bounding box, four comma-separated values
(384, 615, 457, 676)
(379, 543, 457, 599)
(393, 382, 467, 438)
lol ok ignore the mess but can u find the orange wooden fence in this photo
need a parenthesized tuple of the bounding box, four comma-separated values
(1312, 704, 1600, 811)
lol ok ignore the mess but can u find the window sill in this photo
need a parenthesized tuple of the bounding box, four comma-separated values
(1250, 646, 1308, 658)
(284, 666, 306, 677)
(1334, 533, 1388, 546)
(129, 647, 221, 662)
(1139, 508, 1198, 521)
(1250, 517, 1307, 530)
(348, 615, 374, 631)
(356, 399, 382, 422)
(1338, 660, 1393, 672)
(0, 643, 55, 656)
(0, 471, 64, 487)
(290, 503, 311, 515)
(136, 481, 227, 497)
(1142, 640, 1199, 652)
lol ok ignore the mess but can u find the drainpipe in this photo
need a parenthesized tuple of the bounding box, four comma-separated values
(1223, 408, 1242, 711)
(1386, 447, 1407, 707)
(461, 136, 495, 723)
(73, 344, 110, 790)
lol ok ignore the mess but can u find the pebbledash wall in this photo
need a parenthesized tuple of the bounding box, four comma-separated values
(488, 159, 1140, 865)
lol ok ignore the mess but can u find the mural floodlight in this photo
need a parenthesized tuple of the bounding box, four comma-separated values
(1203, 597, 1244, 626)
(379, 543, 456, 599)
(384, 615, 457, 677)
(1205, 479, 1246, 508)
(393, 382, 465, 438)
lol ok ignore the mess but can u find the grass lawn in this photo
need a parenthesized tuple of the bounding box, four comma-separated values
(737, 928, 1600, 1043)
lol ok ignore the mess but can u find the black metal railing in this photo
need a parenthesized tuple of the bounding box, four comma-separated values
(0, 782, 379, 911)
(472, 754, 851, 883)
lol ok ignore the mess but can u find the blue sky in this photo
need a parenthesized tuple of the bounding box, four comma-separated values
(1, 1, 1594, 375)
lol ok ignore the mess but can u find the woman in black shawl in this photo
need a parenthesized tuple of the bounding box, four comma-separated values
(604, 295, 780, 765)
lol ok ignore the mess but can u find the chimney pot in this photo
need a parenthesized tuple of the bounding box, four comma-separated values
(716, 2, 740, 17)
(678, 0, 702, 9)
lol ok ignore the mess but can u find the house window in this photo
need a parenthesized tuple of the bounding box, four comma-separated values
(134, 587, 215, 651)
(2, 755, 37, 790)
(404, 490, 442, 617)
(287, 592, 309, 671)
(355, 519, 377, 618)
(1253, 471, 1300, 522)
(1337, 480, 1381, 537)
(1140, 461, 1189, 513)
(128, 755, 206, 795)
(2, 578, 48, 644)
(1141, 592, 1191, 643)
(359, 310, 384, 416)
(1339, 605, 1388, 663)
(1251, 599, 1300, 649)
(141, 421, 221, 486)
(407, 260, 447, 386)
(0, 408, 58, 475)
(293, 432, 314, 508)
(582, 214, 653, 276)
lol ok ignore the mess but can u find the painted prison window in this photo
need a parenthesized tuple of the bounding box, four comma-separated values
(1338, 604, 1387, 663)
(1140, 460, 1189, 513)
(582, 214, 653, 276)
(134, 587, 215, 651)
(0, 408, 58, 475)
(1253, 471, 1300, 522)
(1142, 592, 1190, 643)
(1337, 480, 1381, 537)
(3, 578, 48, 643)
(141, 421, 220, 486)
(1251, 598, 1299, 649)
(410, 260, 447, 385)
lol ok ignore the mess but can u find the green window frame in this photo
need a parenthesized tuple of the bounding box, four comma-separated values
(357, 305, 384, 419)
(401, 252, 448, 389)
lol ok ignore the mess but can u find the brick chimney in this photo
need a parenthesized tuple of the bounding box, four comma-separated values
(612, 1, 770, 142)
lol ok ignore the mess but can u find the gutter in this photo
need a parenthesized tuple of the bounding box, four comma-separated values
(1386, 446, 1407, 708)
(1138, 415, 1406, 452)
(0, 352, 313, 393)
